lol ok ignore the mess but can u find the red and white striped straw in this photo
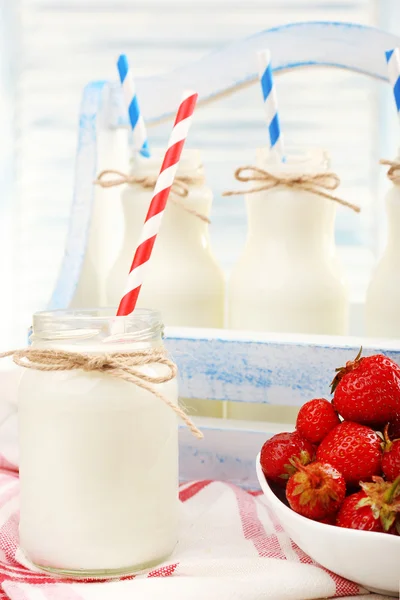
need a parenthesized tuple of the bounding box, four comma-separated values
(117, 90, 198, 316)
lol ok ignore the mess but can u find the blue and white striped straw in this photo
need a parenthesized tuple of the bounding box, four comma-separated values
(385, 48, 400, 116)
(257, 49, 285, 159)
(117, 54, 150, 157)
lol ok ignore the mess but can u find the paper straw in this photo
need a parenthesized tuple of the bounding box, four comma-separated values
(117, 91, 198, 316)
(117, 54, 150, 157)
(385, 48, 400, 115)
(257, 49, 285, 158)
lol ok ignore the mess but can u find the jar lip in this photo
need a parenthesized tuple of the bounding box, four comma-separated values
(32, 308, 163, 343)
(34, 307, 161, 321)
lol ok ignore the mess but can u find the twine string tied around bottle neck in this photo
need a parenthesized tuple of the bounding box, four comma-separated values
(222, 166, 360, 213)
(380, 159, 400, 185)
(94, 169, 210, 223)
(0, 348, 203, 440)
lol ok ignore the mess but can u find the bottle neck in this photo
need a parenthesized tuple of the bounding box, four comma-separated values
(245, 186, 336, 255)
(122, 182, 213, 239)
(385, 185, 400, 252)
(246, 148, 335, 253)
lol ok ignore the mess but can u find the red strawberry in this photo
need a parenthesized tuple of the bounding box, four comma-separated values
(388, 415, 400, 440)
(392, 519, 400, 535)
(296, 398, 340, 444)
(318, 513, 337, 525)
(331, 348, 400, 427)
(286, 461, 346, 520)
(336, 491, 384, 532)
(336, 476, 400, 533)
(260, 432, 314, 487)
(316, 421, 382, 485)
(382, 425, 400, 482)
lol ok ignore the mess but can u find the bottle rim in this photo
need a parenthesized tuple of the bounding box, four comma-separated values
(256, 146, 330, 173)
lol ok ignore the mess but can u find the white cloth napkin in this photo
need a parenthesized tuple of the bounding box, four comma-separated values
(0, 365, 392, 600)
(0, 475, 391, 600)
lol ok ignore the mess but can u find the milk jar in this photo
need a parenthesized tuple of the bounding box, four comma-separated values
(106, 150, 225, 417)
(106, 150, 224, 328)
(366, 158, 400, 338)
(227, 148, 348, 421)
(18, 308, 179, 577)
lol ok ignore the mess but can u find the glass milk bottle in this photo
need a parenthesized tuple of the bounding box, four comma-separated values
(106, 150, 224, 327)
(18, 308, 179, 577)
(71, 126, 129, 308)
(365, 159, 400, 338)
(106, 150, 225, 417)
(227, 148, 349, 421)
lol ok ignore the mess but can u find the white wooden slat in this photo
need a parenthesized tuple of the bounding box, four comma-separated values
(164, 327, 400, 404)
(21, 18, 372, 53)
(18, 67, 372, 92)
(17, 102, 374, 130)
(25, 0, 369, 8)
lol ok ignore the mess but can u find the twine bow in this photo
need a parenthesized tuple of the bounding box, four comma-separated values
(222, 166, 360, 213)
(380, 159, 400, 184)
(94, 169, 210, 223)
(0, 348, 203, 440)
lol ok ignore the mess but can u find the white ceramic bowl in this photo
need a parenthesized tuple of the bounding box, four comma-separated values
(256, 454, 400, 596)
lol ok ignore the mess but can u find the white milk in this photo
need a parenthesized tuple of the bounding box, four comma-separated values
(366, 162, 400, 338)
(18, 309, 179, 577)
(227, 148, 348, 421)
(106, 150, 225, 328)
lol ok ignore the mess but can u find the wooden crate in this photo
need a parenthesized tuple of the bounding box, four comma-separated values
(46, 22, 400, 489)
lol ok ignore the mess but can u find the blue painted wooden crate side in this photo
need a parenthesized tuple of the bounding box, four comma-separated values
(165, 328, 400, 405)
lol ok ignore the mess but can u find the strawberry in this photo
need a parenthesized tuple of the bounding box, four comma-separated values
(393, 519, 400, 535)
(318, 513, 337, 525)
(316, 421, 382, 485)
(296, 398, 340, 444)
(331, 348, 400, 427)
(260, 432, 314, 487)
(285, 461, 346, 520)
(388, 415, 400, 440)
(382, 425, 400, 482)
(336, 491, 385, 532)
(336, 476, 400, 533)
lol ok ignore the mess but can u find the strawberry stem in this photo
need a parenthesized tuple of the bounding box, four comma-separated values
(383, 424, 393, 453)
(330, 347, 363, 394)
(288, 456, 304, 472)
(383, 475, 400, 504)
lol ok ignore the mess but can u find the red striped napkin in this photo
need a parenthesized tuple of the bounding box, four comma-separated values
(0, 459, 390, 600)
